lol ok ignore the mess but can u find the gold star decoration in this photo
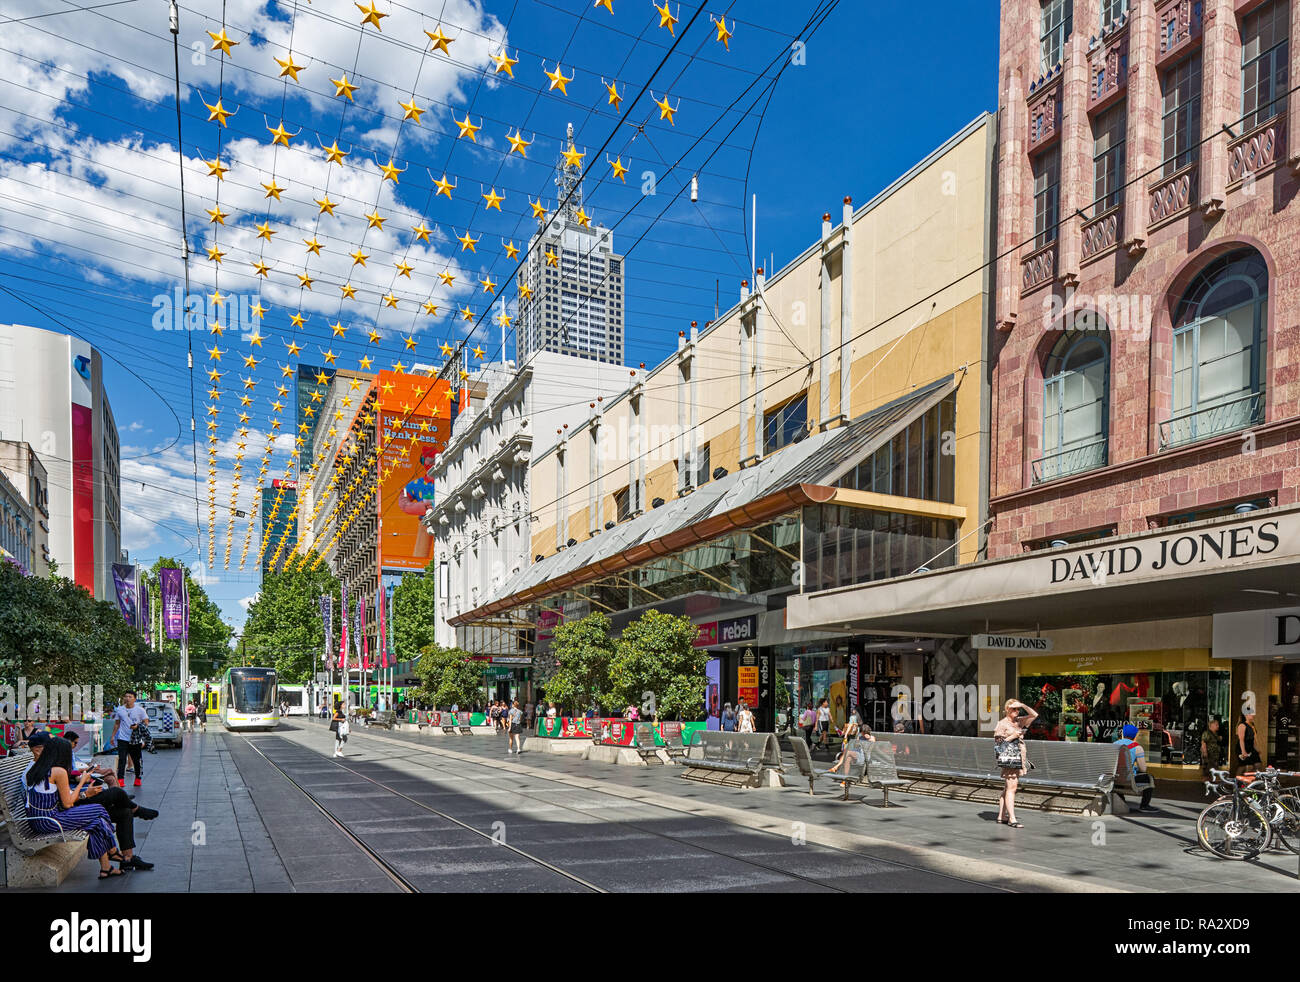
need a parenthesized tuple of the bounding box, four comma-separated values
(604, 79, 624, 112)
(544, 249, 559, 267)
(399, 98, 424, 123)
(594, 0, 614, 12)
(394, 259, 414, 278)
(439, 270, 456, 286)
(250, 301, 267, 320)
(251, 260, 271, 277)
(655, 1, 678, 34)
(378, 159, 405, 183)
(530, 198, 547, 219)
(303, 237, 323, 256)
(315, 195, 338, 216)
(504, 240, 519, 259)
(382, 293, 399, 309)
(496, 311, 513, 329)
(358, 355, 373, 370)
(479, 275, 497, 294)
(609, 156, 628, 182)
(274, 53, 305, 82)
(575, 207, 592, 228)
(204, 157, 228, 180)
(206, 344, 225, 361)
(322, 140, 348, 165)
(544, 62, 573, 95)
(519, 282, 534, 300)
(207, 29, 239, 56)
(266, 120, 297, 146)
(460, 305, 474, 322)
(403, 335, 418, 351)
(506, 129, 531, 156)
(425, 25, 455, 53)
(422, 300, 439, 315)
(243, 353, 260, 369)
(411, 222, 432, 243)
(322, 348, 338, 365)
(350, 249, 369, 267)
(562, 142, 585, 168)
(205, 244, 225, 263)
(654, 93, 678, 125)
(341, 282, 357, 300)
(203, 97, 233, 127)
(205, 205, 228, 225)
(490, 49, 518, 76)
(434, 173, 456, 198)
(472, 344, 485, 359)
(457, 230, 479, 252)
(439, 342, 454, 357)
(331, 321, 346, 338)
(248, 331, 265, 348)
(482, 187, 505, 211)
(454, 113, 481, 141)
(712, 15, 733, 49)
(298, 272, 314, 290)
(356, 1, 387, 30)
(365, 210, 386, 230)
(331, 73, 358, 100)
(255, 221, 275, 241)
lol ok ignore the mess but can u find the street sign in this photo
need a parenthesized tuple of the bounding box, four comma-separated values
(971, 634, 1053, 652)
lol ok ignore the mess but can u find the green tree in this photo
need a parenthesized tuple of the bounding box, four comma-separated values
(145, 558, 234, 681)
(391, 560, 438, 665)
(241, 551, 340, 683)
(0, 560, 160, 704)
(408, 643, 483, 709)
(542, 612, 616, 715)
(607, 609, 708, 721)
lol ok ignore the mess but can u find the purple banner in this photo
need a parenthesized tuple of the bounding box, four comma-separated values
(161, 568, 185, 640)
(706, 658, 721, 730)
(320, 595, 332, 671)
(140, 577, 151, 643)
(340, 580, 349, 676)
(111, 563, 137, 628)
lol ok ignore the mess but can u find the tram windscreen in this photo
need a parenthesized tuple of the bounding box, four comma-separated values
(229, 670, 276, 713)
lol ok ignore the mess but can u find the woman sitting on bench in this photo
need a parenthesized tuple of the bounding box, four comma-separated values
(23, 733, 124, 879)
(826, 711, 875, 780)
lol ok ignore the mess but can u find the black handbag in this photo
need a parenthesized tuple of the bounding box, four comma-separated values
(994, 737, 1023, 770)
(329, 718, 339, 733)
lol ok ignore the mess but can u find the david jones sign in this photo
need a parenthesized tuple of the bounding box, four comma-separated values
(1049, 520, 1281, 584)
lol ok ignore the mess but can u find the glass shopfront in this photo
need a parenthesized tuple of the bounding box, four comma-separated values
(775, 646, 911, 734)
(1017, 660, 1231, 763)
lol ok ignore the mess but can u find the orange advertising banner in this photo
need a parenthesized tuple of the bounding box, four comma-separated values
(374, 371, 452, 572)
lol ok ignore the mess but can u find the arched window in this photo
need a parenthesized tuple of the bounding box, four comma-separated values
(1165, 249, 1267, 448)
(1037, 323, 1109, 483)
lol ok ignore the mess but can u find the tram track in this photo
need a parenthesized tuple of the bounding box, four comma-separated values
(259, 725, 1008, 893)
(242, 735, 608, 893)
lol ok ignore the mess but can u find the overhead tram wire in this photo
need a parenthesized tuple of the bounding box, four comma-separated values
(370, 0, 841, 538)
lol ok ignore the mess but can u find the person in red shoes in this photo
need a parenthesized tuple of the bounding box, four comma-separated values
(112, 690, 148, 788)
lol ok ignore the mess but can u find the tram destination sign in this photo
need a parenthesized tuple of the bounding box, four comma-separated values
(972, 634, 1054, 652)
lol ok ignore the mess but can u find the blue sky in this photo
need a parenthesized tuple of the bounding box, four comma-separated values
(0, 0, 998, 632)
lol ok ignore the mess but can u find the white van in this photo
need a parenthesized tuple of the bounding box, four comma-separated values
(140, 700, 183, 748)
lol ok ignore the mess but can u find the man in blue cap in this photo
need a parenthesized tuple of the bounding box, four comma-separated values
(1114, 722, 1157, 810)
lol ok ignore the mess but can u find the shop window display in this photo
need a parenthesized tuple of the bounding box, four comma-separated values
(1018, 670, 1230, 763)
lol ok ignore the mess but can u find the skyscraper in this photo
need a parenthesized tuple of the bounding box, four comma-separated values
(517, 124, 625, 365)
(260, 480, 297, 577)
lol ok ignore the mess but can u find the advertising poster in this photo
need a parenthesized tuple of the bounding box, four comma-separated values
(375, 371, 452, 573)
(160, 568, 185, 640)
(705, 658, 721, 730)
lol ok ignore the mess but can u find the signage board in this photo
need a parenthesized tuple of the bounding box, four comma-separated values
(972, 634, 1054, 652)
(1213, 607, 1300, 660)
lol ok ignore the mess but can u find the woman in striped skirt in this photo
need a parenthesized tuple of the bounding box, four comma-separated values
(25, 734, 123, 879)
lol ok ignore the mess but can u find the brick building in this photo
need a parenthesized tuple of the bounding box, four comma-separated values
(791, 0, 1300, 773)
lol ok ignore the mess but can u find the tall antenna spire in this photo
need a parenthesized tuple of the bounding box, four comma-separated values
(555, 121, 583, 221)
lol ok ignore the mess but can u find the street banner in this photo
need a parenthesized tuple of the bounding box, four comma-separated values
(182, 576, 189, 641)
(340, 580, 349, 677)
(320, 595, 333, 672)
(140, 574, 150, 643)
(161, 568, 185, 640)
(377, 587, 388, 670)
(356, 592, 366, 670)
(111, 563, 137, 627)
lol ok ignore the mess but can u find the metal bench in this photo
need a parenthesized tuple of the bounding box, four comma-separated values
(658, 721, 689, 760)
(886, 732, 1119, 814)
(633, 723, 666, 764)
(370, 710, 396, 730)
(0, 752, 90, 856)
(679, 732, 785, 788)
(865, 742, 912, 808)
(457, 712, 473, 735)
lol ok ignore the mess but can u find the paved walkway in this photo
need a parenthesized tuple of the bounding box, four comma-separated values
(21, 719, 1300, 892)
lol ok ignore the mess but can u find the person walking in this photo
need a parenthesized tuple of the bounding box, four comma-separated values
(720, 702, 737, 732)
(23, 734, 124, 880)
(1200, 718, 1225, 778)
(799, 702, 816, 748)
(330, 704, 349, 758)
(736, 702, 756, 733)
(507, 700, 525, 755)
(112, 691, 148, 788)
(184, 700, 197, 733)
(816, 698, 832, 751)
(1234, 711, 1261, 774)
(994, 699, 1037, 828)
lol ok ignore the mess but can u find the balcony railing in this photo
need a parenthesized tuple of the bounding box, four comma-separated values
(1159, 391, 1263, 450)
(1021, 240, 1057, 294)
(1032, 438, 1108, 484)
(1081, 206, 1121, 263)
(1149, 163, 1197, 228)
(1228, 113, 1286, 186)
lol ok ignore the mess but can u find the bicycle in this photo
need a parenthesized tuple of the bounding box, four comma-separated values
(1197, 768, 1272, 861)
(1240, 766, 1300, 855)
